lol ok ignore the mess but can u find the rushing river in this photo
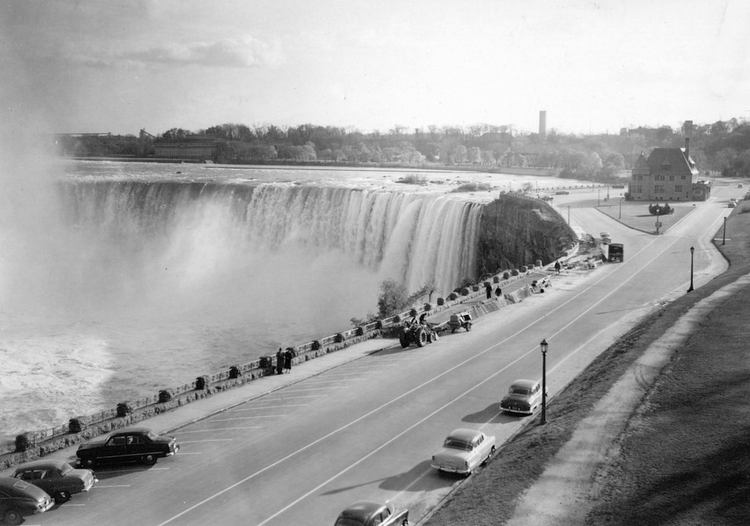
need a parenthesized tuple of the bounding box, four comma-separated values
(0, 160, 564, 440)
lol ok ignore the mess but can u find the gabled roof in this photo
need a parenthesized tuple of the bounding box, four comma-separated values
(646, 148, 697, 174)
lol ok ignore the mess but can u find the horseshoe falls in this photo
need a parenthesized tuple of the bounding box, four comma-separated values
(0, 168, 483, 438)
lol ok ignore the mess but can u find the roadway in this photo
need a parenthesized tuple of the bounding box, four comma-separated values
(16, 186, 737, 526)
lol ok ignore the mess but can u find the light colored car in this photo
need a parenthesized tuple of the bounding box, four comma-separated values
(500, 379, 546, 415)
(600, 232, 612, 244)
(12, 459, 97, 503)
(431, 428, 496, 475)
(728, 201, 736, 208)
(334, 500, 409, 526)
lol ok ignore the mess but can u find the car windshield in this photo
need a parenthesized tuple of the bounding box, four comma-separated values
(444, 438, 473, 451)
(146, 431, 160, 440)
(510, 387, 531, 396)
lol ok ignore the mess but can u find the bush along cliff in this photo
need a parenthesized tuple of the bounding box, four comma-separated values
(476, 194, 577, 275)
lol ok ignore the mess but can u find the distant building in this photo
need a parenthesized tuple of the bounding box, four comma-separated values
(627, 137, 700, 201)
(153, 135, 219, 160)
(539, 110, 547, 139)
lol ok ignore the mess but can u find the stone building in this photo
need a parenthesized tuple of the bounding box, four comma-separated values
(153, 135, 219, 161)
(627, 138, 700, 201)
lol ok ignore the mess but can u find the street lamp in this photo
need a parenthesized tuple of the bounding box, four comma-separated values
(540, 339, 548, 425)
(722, 216, 727, 245)
(619, 197, 623, 220)
(687, 246, 695, 293)
(567, 205, 570, 225)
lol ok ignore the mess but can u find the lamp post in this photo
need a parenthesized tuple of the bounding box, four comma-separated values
(687, 246, 695, 292)
(567, 205, 570, 225)
(619, 197, 623, 220)
(597, 188, 600, 207)
(722, 216, 727, 245)
(540, 339, 548, 425)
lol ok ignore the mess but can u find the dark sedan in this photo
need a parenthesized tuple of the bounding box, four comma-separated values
(12, 459, 97, 503)
(0, 477, 54, 525)
(334, 500, 409, 526)
(76, 426, 179, 468)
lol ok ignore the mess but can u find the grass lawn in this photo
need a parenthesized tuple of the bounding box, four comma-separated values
(425, 199, 750, 526)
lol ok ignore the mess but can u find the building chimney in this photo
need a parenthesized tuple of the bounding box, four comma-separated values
(684, 120, 693, 161)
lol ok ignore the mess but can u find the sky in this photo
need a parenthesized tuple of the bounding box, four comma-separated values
(1, 0, 749, 137)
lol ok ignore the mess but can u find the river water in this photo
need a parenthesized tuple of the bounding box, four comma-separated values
(0, 160, 568, 440)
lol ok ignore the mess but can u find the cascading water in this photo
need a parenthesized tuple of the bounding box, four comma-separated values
(0, 174, 483, 439)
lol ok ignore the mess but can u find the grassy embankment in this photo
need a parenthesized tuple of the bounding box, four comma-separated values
(426, 196, 750, 525)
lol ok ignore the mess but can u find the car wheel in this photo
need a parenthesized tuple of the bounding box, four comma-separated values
(399, 331, 409, 349)
(142, 454, 158, 465)
(465, 322, 472, 331)
(402, 519, 410, 526)
(4, 509, 23, 526)
(55, 490, 72, 503)
(487, 445, 496, 461)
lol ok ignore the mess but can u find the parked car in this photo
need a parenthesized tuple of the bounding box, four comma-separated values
(555, 190, 570, 195)
(600, 232, 612, 244)
(431, 428, 496, 475)
(76, 426, 179, 468)
(728, 201, 736, 208)
(334, 500, 409, 526)
(12, 459, 97, 503)
(500, 379, 546, 415)
(738, 183, 743, 188)
(0, 476, 54, 525)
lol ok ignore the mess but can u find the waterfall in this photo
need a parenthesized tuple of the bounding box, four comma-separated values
(0, 175, 484, 438)
(60, 181, 482, 299)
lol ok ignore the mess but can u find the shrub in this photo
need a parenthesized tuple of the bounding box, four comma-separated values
(69, 418, 83, 434)
(195, 376, 209, 390)
(116, 402, 132, 418)
(229, 366, 242, 379)
(15, 434, 32, 453)
(452, 182, 493, 192)
(512, 269, 519, 276)
(158, 389, 173, 403)
(503, 271, 510, 280)
(311, 340, 322, 350)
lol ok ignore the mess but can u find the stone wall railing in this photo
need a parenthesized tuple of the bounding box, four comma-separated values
(0, 266, 545, 469)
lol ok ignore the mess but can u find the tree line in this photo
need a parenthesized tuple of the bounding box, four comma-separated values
(54, 118, 750, 180)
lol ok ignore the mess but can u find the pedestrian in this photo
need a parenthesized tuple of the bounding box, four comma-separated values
(276, 348, 284, 375)
(495, 286, 502, 297)
(485, 283, 492, 299)
(284, 349, 293, 373)
(554, 260, 561, 274)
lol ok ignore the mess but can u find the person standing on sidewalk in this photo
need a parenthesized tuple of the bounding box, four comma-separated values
(554, 260, 561, 274)
(276, 348, 284, 375)
(284, 349, 293, 373)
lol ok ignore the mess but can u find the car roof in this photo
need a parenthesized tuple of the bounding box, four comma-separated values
(510, 379, 538, 389)
(13, 459, 70, 471)
(111, 426, 153, 435)
(339, 500, 384, 520)
(0, 476, 49, 496)
(446, 428, 483, 441)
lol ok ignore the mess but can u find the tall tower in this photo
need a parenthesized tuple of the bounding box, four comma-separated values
(539, 110, 547, 139)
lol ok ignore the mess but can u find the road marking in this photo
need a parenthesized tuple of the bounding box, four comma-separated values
(263, 395, 326, 400)
(61, 503, 87, 507)
(281, 387, 345, 393)
(229, 404, 308, 411)
(210, 415, 286, 421)
(179, 439, 234, 443)
(158, 231, 680, 526)
(177, 427, 262, 433)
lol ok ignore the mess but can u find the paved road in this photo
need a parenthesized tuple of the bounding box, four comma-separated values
(13, 189, 733, 526)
